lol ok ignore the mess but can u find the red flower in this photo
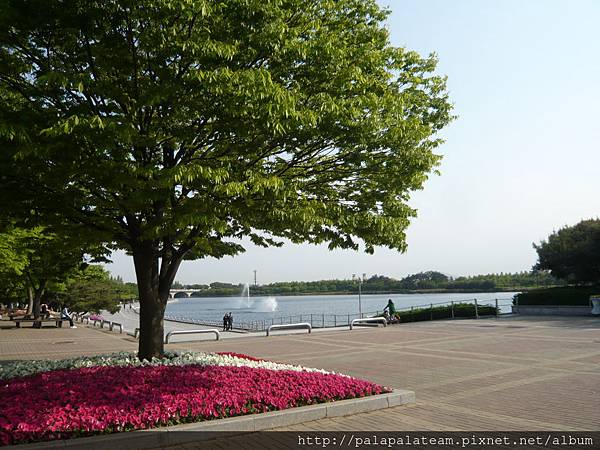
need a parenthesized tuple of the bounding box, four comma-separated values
(0, 364, 388, 445)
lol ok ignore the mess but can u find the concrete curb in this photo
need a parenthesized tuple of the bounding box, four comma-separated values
(11, 389, 414, 449)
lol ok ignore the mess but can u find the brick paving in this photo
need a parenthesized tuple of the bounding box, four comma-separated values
(1, 315, 599, 437)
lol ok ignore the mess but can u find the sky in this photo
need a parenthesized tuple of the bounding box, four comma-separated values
(105, 0, 600, 285)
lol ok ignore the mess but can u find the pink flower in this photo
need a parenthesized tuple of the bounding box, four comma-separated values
(1, 363, 388, 445)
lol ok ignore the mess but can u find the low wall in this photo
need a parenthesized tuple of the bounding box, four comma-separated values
(512, 305, 593, 316)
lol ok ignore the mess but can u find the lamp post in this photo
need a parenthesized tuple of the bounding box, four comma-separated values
(352, 273, 365, 317)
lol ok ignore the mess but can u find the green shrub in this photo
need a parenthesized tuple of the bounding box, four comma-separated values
(513, 286, 600, 306)
(393, 303, 497, 323)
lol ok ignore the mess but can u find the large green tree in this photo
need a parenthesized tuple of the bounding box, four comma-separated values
(0, 226, 34, 307)
(534, 219, 600, 284)
(62, 265, 124, 314)
(0, 0, 453, 359)
(0, 225, 91, 317)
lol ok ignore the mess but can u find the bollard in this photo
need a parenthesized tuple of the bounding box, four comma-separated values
(474, 299, 479, 319)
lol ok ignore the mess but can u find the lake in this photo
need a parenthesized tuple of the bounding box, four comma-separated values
(165, 292, 517, 327)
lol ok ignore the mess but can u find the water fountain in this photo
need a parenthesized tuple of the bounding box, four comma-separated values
(240, 283, 251, 308)
(253, 296, 278, 312)
(238, 283, 278, 312)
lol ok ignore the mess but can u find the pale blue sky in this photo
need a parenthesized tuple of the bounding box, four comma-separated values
(106, 0, 600, 284)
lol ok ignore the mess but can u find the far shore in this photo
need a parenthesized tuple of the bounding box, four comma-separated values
(176, 288, 521, 299)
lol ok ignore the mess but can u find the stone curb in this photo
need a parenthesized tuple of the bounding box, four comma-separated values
(11, 389, 414, 449)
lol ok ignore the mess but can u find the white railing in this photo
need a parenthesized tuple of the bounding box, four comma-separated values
(350, 317, 387, 330)
(266, 323, 312, 336)
(164, 329, 220, 343)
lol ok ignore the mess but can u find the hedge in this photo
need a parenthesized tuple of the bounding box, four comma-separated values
(513, 286, 600, 306)
(391, 303, 497, 323)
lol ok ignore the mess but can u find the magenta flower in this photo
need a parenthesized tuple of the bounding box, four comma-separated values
(0, 363, 387, 445)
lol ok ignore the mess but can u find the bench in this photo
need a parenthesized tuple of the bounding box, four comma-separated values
(109, 322, 123, 333)
(349, 317, 387, 330)
(266, 323, 312, 336)
(13, 318, 71, 328)
(164, 329, 220, 343)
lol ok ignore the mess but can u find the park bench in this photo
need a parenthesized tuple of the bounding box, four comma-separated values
(13, 317, 71, 328)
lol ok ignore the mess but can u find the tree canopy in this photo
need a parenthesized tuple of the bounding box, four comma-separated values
(0, 225, 88, 314)
(61, 265, 126, 314)
(0, 0, 453, 358)
(534, 219, 600, 284)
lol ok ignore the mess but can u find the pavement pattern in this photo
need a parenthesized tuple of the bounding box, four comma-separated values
(1, 315, 599, 440)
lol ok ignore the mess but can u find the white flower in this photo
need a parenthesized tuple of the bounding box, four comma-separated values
(0, 351, 345, 380)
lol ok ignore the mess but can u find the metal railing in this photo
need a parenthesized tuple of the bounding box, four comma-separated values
(350, 317, 387, 330)
(163, 311, 385, 332)
(158, 297, 514, 332)
(164, 329, 220, 343)
(266, 322, 312, 336)
(73, 313, 123, 333)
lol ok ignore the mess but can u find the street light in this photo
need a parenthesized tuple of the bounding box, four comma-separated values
(352, 273, 366, 317)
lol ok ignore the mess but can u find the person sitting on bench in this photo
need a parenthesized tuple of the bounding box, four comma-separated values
(40, 303, 51, 319)
(61, 306, 77, 328)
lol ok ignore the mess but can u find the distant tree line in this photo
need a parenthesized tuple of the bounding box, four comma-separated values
(172, 270, 563, 297)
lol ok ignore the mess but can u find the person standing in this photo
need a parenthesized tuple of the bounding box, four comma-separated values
(227, 312, 233, 331)
(222, 313, 229, 331)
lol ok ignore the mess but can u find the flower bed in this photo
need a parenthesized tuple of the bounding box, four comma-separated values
(0, 352, 388, 445)
(0, 351, 331, 380)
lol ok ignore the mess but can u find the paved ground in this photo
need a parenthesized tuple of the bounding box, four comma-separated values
(1, 315, 599, 434)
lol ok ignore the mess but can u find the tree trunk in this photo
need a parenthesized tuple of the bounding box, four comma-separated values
(138, 289, 166, 360)
(27, 287, 34, 315)
(31, 281, 46, 320)
(133, 239, 186, 360)
(133, 241, 164, 360)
